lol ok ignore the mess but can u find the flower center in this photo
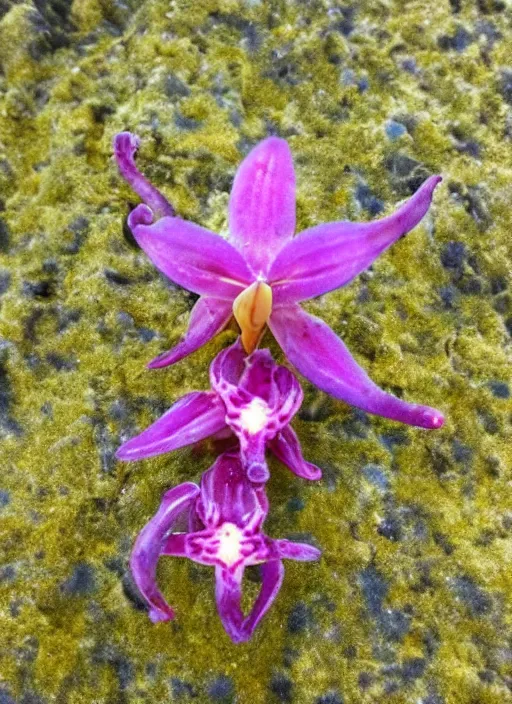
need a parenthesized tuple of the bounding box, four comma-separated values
(232, 280, 272, 354)
(239, 398, 270, 434)
(215, 522, 244, 567)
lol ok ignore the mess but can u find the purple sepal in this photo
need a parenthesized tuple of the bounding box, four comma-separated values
(129, 482, 199, 623)
(269, 304, 444, 429)
(113, 132, 175, 219)
(269, 175, 442, 304)
(116, 392, 226, 461)
(147, 297, 233, 369)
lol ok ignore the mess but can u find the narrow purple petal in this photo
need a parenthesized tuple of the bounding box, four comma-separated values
(116, 392, 226, 461)
(131, 216, 254, 298)
(215, 565, 247, 643)
(273, 539, 321, 562)
(130, 482, 199, 623)
(242, 560, 285, 639)
(209, 338, 246, 392)
(113, 132, 175, 218)
(268, 425, 322, 481)
(228, 137, 296, 274)
(148, 297, 233, 369)
(269, 176, 442, 304)
(269, 305, 445, 429)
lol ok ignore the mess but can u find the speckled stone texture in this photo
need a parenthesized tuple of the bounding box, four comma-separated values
(0, 0, 511, 702)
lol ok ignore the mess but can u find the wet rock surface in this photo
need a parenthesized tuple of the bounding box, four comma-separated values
(0, 0, 511, 702)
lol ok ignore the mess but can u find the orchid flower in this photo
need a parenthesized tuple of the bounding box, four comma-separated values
(114, 132, 444, 429)
(130, 452, 320, 643)
(117, 339, 321, 483)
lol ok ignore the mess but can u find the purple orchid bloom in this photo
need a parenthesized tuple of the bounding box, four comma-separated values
(114, 132, 444, 430)
(130, 452, 320, 643)
(117, 339, 321, 483)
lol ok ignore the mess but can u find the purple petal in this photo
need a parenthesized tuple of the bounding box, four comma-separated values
(228, 138, 296, 274)
(242, 560, 285, 639)
(148, 297, 233, 369)
(209, 338, 246, 392)
(116, 392, 226, 461)
(130, 482, 199, 623)
(215, 565, 247, 643)
(269, 176, 442, 304)
(131, 216, 253, 298)
(113, 132, 175, 218)
(197, 453, 269, 529)
(268, 425, 322, 481)
(269, 305, 445, 429)
(273, 539, 321, 562)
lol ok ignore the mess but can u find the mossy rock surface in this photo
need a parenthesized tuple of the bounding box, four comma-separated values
(1, 1, 511, 702)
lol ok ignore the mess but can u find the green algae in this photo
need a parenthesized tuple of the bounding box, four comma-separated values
(0, 0, 511, 702)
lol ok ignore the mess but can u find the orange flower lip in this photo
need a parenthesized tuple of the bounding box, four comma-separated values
(232, 280, 273, 354)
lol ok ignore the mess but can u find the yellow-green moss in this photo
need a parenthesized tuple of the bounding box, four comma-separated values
(0, 0, 511, 702)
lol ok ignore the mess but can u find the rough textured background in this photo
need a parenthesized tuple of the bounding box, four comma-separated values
(0, 0, 511, 702)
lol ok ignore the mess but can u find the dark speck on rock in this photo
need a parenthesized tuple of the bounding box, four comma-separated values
(171, 678, 197, 699)
(401, 657, 426, 681)
(452, 440, 473, 464)
(0, 688, 16, 704)
(452, 575, 492, 616)
(20, 693, 47, 704)
(358, 672, 373, 690)
(385, 120, 407, 141)
(437, 26, 473, 52)
(440, 241, 466, 270)
(379, 609, 411, 641)
(359, 566, 388, 617)
(287, 601, 313, 634)
(488, 381, 510, 398)
(363, 464, 389, 491)
(315, 692, 344, 704)
(0, 217, 10, 253)
(92, 644, 134, 691)
(287, 496, 305, 512)
(478, 409, 499, 434)
(401, 58, 417, 73)
(23, 280, 54, 298)
(500, 69, 512, 105)
(505, 316, 512, 337)
(207, 675, 234, 701)
(490, 276, 507, 294)
(46, 353, 77, 372)
(340, 408, 370, 439)
(355, 183, 384, 216)
(0, 565, 16, 582)
(377, 515, 402, 541)
(105, 269, 132, 286)
(122, 570, 148, 612)
(0, 489, 10, 508)
(0, 270, 10, 295)
(457, 275, 482, 295)
(269, 673, 293, 703)
(61, 563, 96, 596)
(379, 429, 410, 451)
(138, 327, 156, 342)
(330, 6, 355, 36)
(439, 285, 457, 309)
(384, 153, 431, 195)
(174, 111, 202, 131)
